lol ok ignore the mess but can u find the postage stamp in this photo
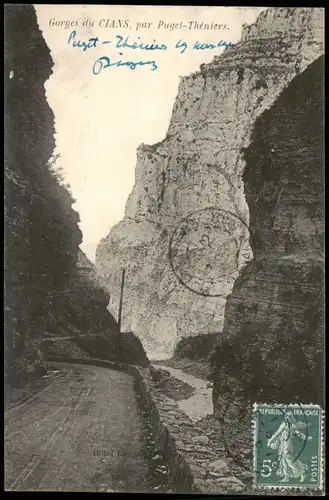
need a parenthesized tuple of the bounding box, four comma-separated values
(253, 403, 324, 490)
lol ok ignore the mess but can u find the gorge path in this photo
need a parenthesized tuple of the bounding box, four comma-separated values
(5, 363, 169, 492)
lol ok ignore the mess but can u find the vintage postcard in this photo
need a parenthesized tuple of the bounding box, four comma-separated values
(4, 4, 325, 495)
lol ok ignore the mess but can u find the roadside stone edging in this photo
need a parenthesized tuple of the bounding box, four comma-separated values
(43, 357, 246, 494)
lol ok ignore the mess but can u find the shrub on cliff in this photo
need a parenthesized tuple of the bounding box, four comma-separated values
(173, 333, 219, 361)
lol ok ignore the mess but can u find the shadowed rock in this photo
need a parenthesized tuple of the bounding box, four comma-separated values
(4, 5, 149, 391)
(212, 55, 324, 419)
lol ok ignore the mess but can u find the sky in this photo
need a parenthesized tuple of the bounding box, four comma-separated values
(35, 5, 266, 262)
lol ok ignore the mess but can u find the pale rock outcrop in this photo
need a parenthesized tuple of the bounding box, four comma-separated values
(96, 7, 324, 359)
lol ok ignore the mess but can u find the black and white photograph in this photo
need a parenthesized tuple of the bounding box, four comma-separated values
(4, 4, 325, 494)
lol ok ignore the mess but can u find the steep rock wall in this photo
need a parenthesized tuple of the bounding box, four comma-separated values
(96, 7, 324, 359)
(211, 55, 324, 421)
(4, 4, 77, 386)
(4, 5, 149, 391)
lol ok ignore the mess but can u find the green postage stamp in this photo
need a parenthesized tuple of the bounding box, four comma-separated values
(253, 404, 324, 490)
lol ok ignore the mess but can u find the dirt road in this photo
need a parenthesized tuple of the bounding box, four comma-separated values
(5, 363, 162, 492)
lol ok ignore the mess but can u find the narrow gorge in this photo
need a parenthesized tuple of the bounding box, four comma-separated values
(96, 7, 324, 361)
(4, 4, 324, 494)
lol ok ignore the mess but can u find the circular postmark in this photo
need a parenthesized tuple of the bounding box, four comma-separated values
(220, 384, 310, 475)
(168, 207, 251, 297)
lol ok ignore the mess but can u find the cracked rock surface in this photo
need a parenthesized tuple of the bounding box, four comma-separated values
(95, 7, 324, 360)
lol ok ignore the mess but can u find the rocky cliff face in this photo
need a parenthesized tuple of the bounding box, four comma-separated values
(211, 55, 324, 422)
(65, 250, 117, 334)
(96, 7, 324, 359)
(4, 5, 149, 391)
(41, 250, 150, 367)
(4, 3, 73, 386)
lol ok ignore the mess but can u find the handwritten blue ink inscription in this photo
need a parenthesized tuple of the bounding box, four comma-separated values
(93, 55, 158, 75)
(175, 39, 188, 54)
(67, 31, 234, 73)
(193, 40, 233, 50)
(68, 31, 99, 51)
(115, 35, 167, 51)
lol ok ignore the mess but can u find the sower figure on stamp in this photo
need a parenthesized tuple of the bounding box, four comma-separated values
(267, 411, 312, 483)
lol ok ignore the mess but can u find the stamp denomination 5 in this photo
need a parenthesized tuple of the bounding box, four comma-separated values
(253, 403, 324, 491)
